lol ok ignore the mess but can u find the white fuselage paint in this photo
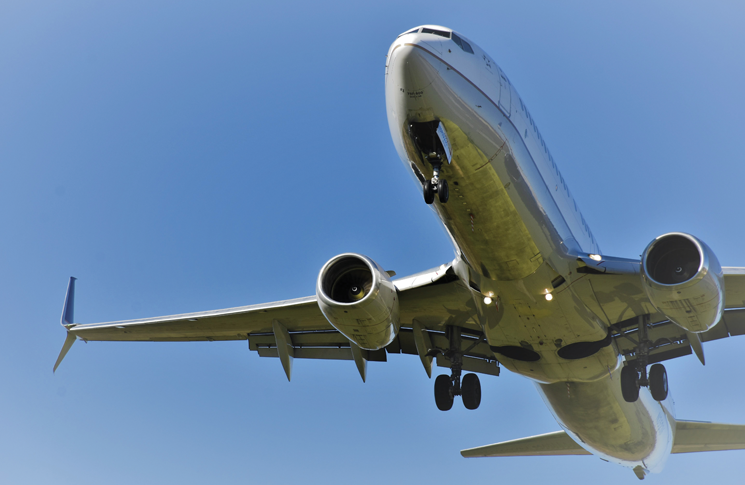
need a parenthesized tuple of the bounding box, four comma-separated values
(385, 26, 674, 474)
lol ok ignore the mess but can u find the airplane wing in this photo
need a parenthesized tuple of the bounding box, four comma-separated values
(571, 255, 745, 365)
(54, 263, 501, 380)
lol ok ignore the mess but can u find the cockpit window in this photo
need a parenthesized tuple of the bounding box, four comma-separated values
(421, 28, 450, 38)
(451, 33, 474, 54)
(397, 28, 420, 38)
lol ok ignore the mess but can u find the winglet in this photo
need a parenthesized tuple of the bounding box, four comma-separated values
(54, 277, 78, 373)
(61, 277, 77, 327)
(53, 332, 77, 373)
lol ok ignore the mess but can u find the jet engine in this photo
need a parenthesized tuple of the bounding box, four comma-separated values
(316, 253, 400, 350)
(641, 233, 724, 333)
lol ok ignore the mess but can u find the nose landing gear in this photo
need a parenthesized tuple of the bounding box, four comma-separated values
(408, 121, 451, 205)
(433, 326, 482, 410)
(423, 156, 449, 205)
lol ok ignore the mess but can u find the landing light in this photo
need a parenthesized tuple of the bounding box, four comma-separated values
(545, 293, 553, 301)
(589, 254, 602, 261)
(483, 297, 493, 305)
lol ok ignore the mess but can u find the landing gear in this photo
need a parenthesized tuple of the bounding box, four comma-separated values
(649, 363, 668, 401)
(433, 326, 481, 410)
(423, 180, 435, 204)
(437, 179, 449, 203)
(615, 315, 669, 403)
(409, 121, 451, 205)
(621, 365, 640, 403)
(422, 156, 449, 205)
(462, 372, 481, 410)
(434, 374, 453, 411)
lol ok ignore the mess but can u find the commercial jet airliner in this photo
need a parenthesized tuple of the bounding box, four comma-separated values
(54, 26, 745, 479)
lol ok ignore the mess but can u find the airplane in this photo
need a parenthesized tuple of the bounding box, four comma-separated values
(53, 25, 745, 480)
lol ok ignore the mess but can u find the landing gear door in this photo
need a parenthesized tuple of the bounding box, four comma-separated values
(498, 71, 511, 116)
(435, 122, 452, 164)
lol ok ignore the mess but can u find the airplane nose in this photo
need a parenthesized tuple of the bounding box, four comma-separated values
(387, 44, 440, 96)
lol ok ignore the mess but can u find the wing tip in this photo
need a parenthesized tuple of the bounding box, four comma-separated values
(53, 332, 77, 373)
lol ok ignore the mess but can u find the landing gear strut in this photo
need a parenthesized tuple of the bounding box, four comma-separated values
(423, 154, 449, 205)
(617, 315, 669, 403)
(433, 326, 481, 410)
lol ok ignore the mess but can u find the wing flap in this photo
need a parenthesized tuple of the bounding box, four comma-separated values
(724, 267, 745, 308)
(613, 308, 745, 365)
(672, 420, 745, 454)
(461, 431, 590, 457)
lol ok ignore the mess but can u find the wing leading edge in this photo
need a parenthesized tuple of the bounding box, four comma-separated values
(54, 262, 501, 379)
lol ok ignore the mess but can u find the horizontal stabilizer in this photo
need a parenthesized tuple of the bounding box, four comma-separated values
(461, 431, 590, 457)
(672, 420, 745, 454)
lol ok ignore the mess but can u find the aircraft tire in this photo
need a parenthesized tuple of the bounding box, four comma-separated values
(461, 373, 481, 410)
(621, 365, 639, 403)
(434, 374, 453, 411)
(423, 180, 435, 204)
(437, 179, 449, 203)
(649, 364, 668, 401)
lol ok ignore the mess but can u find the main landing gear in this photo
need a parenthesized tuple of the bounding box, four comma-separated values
(618, 315, 669, 403)
(433, 326, 481, 411)
(423, 153, 449, 205)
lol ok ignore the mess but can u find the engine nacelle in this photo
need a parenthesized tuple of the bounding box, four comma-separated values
(641, 233, 724, 333)
(316, 253, 400, 350)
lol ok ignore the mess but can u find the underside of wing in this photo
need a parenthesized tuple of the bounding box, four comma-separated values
(612, 307, 745, 366)
(65, 263, 465, 343)
(56, 263, 501, 379)
(69, 296, 328, 342)
(461, 431, 590, 457)
(577, 261, 745, 366)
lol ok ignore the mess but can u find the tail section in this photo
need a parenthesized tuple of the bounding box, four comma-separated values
(460, 430, 590, 457)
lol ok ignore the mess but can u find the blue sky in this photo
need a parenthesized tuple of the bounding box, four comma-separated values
(2, 1, 745, 483)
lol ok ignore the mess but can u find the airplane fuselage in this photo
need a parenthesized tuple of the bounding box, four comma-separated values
(385, 25, 674, 473)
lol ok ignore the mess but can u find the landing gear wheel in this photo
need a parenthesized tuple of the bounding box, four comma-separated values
(621, 365, 640, 403)
(649, 364, 668, 401)
(434, 374, 454, 411)
(437, 179, 449, 203)
(461, 373, 481, 410)
(423, 180, 435, 205)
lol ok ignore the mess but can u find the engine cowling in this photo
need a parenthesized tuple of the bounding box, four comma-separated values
(316, 253, 400, 350)
(641, 233, 724, 333)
